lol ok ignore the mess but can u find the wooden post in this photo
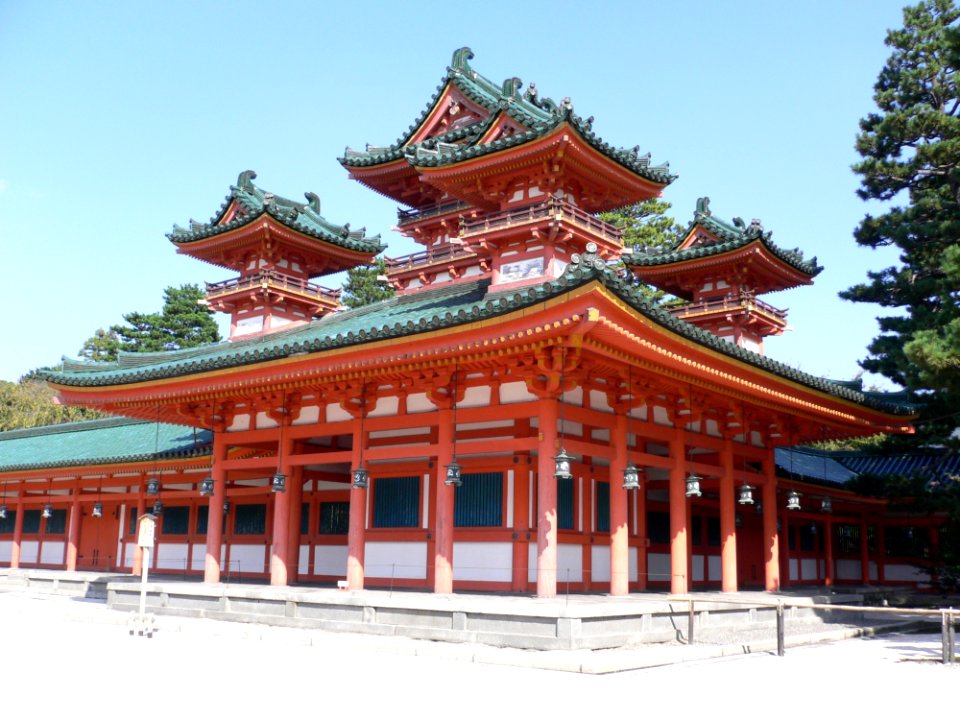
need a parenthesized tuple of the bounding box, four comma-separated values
(537, 396, 559, 599)
(434, 406, 455, 593)
(762, 450, 780, 592)
(66, 489, 80, 571)
(204, 432, 227, 583)
(609, 413, 629, 596)
(269, 424, 293, 587)
(10, 496, 24, 569)
(720, 438, 737, 592)
(669, 426, 688, 594)
(346, 415, 366, 591)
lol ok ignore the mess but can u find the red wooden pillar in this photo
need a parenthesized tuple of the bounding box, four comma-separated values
(286, 464, 304, 583)
(762, 451, 780, 592)
(269, 425, 293, 587)
(434, 406, 455, 593)
(860, 518, 871, 584)
(204, 432, 227, 583)
(720, 438, 737, 592)
(669, 426, 688, 594)
(132, 478, 147, 576)
(346, 416, 367, 591)
(824, 518, 834, 587)
(537, 396, 559, 599)
(512, 454, 530, 592)
(10, 496, 24, 569)
(66, 489, 80, 571)
(609, 413, 629, 596)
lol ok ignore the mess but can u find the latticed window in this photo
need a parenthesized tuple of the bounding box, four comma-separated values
(647, 511, 670, 545)
(837, 524, 860, 555)
(319, 502, 350, 534)
(372, 477, 419, 528)
(196, 505, 209, 534)
(595, 481, 609, 533)
(162, 506, 190, 535)
(45, 509, 67, 535)
(0, 511, 16, 534)
(558, 476, 574, 530)
(454, 472, 503, 527)
(233, 504, 267, 535)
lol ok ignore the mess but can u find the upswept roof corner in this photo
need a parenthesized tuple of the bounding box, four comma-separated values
(40, 243, 911, 418)
(624, 196, 823, 277)
(167, 170, 385, 254)
(338, 48, 674, 187)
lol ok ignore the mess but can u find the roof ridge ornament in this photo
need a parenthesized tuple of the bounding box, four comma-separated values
(450, 47, 474, 74)
(304, 192, 321, 215)
(695, 197, 711, 217)
(237, 170, 257, 190)
(501, 76, 523, 99)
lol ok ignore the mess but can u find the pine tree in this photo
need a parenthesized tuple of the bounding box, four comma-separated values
(841, 0, 960, 444)
(341, 258, 394, 309)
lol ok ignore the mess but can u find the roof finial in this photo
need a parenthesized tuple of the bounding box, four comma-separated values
(304, 192, 321, 215)
(237, 170, 257, 190)
(502, 77, 523, 99)
(695, 197, 711, 216)
(451, 47, 474, 73)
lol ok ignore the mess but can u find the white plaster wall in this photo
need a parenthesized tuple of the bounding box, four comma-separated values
(558, 544, 583, 584)
(326, 402, 352, 422)
(693, 554, 705, 582)
(40, 541, 64, 565)
(298, 545, 310, 575)
(884, 563, 931, 583)
(294, 406, 319, 425)
(255, 411, 278, 429)
(789, 558, 799, 581)
(629, 546, 638, 582)
(648, 552, 670, 584)
(156, 543, 189, 571)
(228, 545, 266, 575)
(314, 545, 349, 577)
(870, 561, 879, 582)
(227, 414, 250, 432)
(836, 559, 862, 581)
(121, 542, 134, 567)
(589, 390, 612, 412)
(369, 396, 399, 417)
(708, 554, 722, 582)
(453, 541, 512, 582)
(592, 545, 610, 582)
(405, 392, 433, 413)
(189, 543, 225, 571)
(460, 386, 490, 408)
(365, 541, 426, 579)
(499, 381, 536, 404)
(801, 558, 818, 581)
(0, 540, 11, 563)
(653, 406, 672, 426)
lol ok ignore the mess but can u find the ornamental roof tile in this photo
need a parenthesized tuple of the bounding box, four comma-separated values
(168, 170, 384, 255)
(339, 48, 674, 187)
(0, 417, 211, 473)
(624, 197, 823, 278)
(41, 246, 911, 417)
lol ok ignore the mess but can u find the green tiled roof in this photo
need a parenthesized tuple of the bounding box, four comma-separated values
(40, 245, 911, 418)
(0, 417, 211, 473)
(339, 48, 674, 187)
(624, 197, 823, 277)
(168, 170, 384, 255)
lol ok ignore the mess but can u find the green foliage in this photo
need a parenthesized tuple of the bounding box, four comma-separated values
(0, 379, 104, 431)
(342, 258, 394, 309)
(79, 328, 121, 363)
(811, 434, 889, 452)
(106, 284, 221, 355)
(600, 198, 685, 304)
(842, 0, 960, 444)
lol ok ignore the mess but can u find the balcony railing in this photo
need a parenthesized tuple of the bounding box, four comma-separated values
(459, 197, 623, 242)
(670, 295, 787, 322)
(396, 200, 470, 226)
(385, 243, 476, 271)
(206, 270, 341, 303)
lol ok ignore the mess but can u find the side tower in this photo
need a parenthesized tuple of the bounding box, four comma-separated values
(169, 171, 384, 339)
(340, 47, 674, 295)
(624, 197, 822, 354)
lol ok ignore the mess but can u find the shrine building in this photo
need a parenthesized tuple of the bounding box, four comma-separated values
(0, 49, 927, 598)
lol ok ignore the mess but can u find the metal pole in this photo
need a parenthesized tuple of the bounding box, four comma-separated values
(139, 546, 150, 621)
(777, 600, 785, 657)
(944, 609, 955, 665)
(688, 599, 695, 645)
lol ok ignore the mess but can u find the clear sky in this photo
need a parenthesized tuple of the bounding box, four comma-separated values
(0, 0, 912, 386)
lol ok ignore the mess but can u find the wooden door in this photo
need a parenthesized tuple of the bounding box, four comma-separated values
(77, 503, 120, 571)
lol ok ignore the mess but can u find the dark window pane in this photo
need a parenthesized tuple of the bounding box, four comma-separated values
(162, 506, 190, 535)
(319, 502, 350, 534)
(799, 523, 817, 552)
(196, 505, 209, 535)
(0, 511, 16, 534)
(45, 509, 67, 534)
(706, 516, 721, 547)
(595, 481, 610, 533)
(300, 503, 310, 535)
(885, 526, 927, 558)
(647, 511, 670, 545)
(372, 477, 419, 529)
(22, 510, 41, 534)
(558, 476, 574, 531)
(455, 472, 503, 528)
(129, 506, 138, 535)
(234, 504, 267, 535)
(837, 524, 860, 555)
(691, 515, 702, 545)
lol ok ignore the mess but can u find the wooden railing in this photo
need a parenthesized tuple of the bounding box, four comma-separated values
(459, 197, 622, 242)
(396, 200, 470, 225)
(385, 243, 475, 271)
(206, 270, 341, 302)
(671, 295, 787, 321)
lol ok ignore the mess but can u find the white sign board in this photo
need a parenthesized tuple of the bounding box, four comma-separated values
(137, 514, 156, 549)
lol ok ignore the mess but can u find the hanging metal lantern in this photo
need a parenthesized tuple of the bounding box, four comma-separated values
(786, 490, 801, 511)
(271, 473, 287, 493)
(146, 477, 160, 496)
(445, 459, 462, 487)
(199, 477, 214, 497)
(685, 472, 702, 498)
(820, 496, 832, 513)
(553, 448, 574, 480)
(737, 484, 755, 505)
(755, 501, 763, 516)
(735, 514, 743, 528)
(352, 466, 369, 489)
(92, 502, 103, 519)
(42, 503, 54, 519)
(223, 499, 230, 514)
(0, 504, 7, 520)
(622, 463, 641, 491)
(152, 500, 163, 515)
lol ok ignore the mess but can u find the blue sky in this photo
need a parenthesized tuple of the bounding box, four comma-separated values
(0, 0, 912, 386)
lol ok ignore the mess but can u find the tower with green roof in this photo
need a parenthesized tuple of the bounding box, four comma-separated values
(169, 170, 384, 339)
